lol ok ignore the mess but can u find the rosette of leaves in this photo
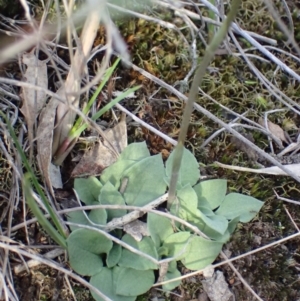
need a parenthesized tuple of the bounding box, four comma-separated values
(67, 142, 263, 301)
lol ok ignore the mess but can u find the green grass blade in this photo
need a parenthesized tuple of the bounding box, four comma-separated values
(23, 174, 67, 248)
(0, 112, 67, 241)
(70, 58, 121, 138)
(69, 85, 141, 140)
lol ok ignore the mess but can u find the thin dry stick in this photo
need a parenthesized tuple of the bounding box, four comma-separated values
(11, 202, 207, 272)
(5, 193, 214, 274)
(198, 89, 283, 146)
(167, 0, 242, 208)
(125, 60, 300, 182)
(262, 0, 299, 55)
(201, 123, 283, 150)
(264, 45, 300, 64)
(0, 272, 9, 301)
(14, 248, 65, 274)
(283, 205, 300, 232)
(65, 222, 159, 265)
(229, 32, 300, 114)
(64, 275, 78, 301)
(273, 190, 300, 206)
(233, 52, 271, 63)
(157, 0, 277, 45)
(0, 77, 66, 103)
(6, 194, 205, 237)
(162, 0, 300, 82)
(220, 251, 264, 301)
(62, 204, 207, 237)
(215, 161, 300, 176)
(116, 104, 177, 145)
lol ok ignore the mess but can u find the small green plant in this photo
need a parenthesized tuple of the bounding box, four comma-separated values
(67, 142, 263, 301)
(5, 1, 248, 300)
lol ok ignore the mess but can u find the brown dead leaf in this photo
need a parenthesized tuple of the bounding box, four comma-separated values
(70, 142, 112, 177)
(36, 95, 61, 197)
(258, 117, 290, 145)
(71, 115, 127, 177)
(103, 114, 127, 153)
(20, 51, 48, 157)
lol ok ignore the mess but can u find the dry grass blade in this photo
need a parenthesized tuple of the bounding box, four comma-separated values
(14, 248, 65, 274)
(52, 6, 105, 156)
(20, 51, 48, 160)
(215, 161, 300, 177)
(36, 2, 106, 193)
(36, 94, 61, 197)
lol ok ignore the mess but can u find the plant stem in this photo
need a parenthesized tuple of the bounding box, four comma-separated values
(167, 0, 242, 208)
(208, 0, 216, 43)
